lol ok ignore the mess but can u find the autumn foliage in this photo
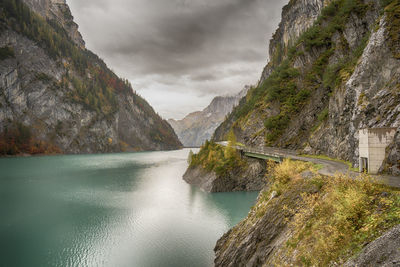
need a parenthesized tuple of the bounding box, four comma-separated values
(0, 123, 61, 155)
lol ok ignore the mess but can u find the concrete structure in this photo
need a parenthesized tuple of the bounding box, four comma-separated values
(359, 128, 396, 174)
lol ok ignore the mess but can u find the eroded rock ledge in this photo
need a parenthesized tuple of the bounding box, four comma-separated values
(183, 157, 268, 193)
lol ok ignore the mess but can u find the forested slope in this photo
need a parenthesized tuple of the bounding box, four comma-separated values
(0, 0, 182, 155)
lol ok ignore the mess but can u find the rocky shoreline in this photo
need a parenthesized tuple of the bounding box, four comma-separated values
(183, 157, 268, 192)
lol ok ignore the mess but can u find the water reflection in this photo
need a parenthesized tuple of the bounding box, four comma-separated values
(0, 149, 258, 267)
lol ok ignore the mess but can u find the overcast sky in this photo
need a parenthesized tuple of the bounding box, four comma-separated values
(66, 0, 286, 119)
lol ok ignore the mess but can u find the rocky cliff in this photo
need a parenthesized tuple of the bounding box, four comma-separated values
(381, 127, 400, 175)
(214, 160, 400, 266)
(183, 157, 267, 192)
(261, 0, 329, 82)
(213, 0, 400, 174)
(0, 0, 182, 155)
(168, 86, 249, 147)
(344, 224, 400, 266)
(22, 0, 85, 48)
(183, 141, 268, 192)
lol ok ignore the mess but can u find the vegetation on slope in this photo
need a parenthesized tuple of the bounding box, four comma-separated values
(189, 132, 246, 177)
(0, 0, 136, 115)
(0, 0, 181, 153)
(0, 122, 61, 155)
(219, 0, 375, 146)
(252, 160, 400, 266)
(385, 0, 400, 58)
(0, 46, 14, 60)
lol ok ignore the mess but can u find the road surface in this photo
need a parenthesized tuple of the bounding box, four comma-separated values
(218, 142, 400, 189)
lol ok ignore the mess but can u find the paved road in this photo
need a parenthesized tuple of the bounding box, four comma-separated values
(240, 146, 352, 176)
(218, 143, 400, 189)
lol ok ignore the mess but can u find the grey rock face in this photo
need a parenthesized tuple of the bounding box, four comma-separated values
(169, 86, 249, 147)
(260, 0, 329, 83)
(214, 179, 317, 266)
(214, 0, 400, 174)
(381, 128, 400, 175)
(22, 0, 85, 48)
(309, 15, 400, 167)
(344, 224, 400, 267)
(0, 1, 181, 154)
(182, 165, 218, 192)
(183, 157, 267, 192)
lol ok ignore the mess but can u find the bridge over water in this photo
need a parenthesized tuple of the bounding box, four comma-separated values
(217, 142, 297, 162)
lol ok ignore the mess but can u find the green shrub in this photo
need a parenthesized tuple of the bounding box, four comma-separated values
(311, 108, 329, 132)
(35, 72, 52, 82)
(0, 46, 15, 60)
(317, 108, 329, 122)
(264, 114, 290, 143)
(189, 140, 246, 177)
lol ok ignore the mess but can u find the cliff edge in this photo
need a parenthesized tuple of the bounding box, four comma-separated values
(0, 0, 182, 155)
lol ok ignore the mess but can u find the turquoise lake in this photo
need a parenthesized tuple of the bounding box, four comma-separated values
(0, 149, 258, 267)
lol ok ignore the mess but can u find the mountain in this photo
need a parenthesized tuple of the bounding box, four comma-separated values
(0, 0, 182, 155)
(214, 0, 400, 174)
(168, 86, 249, 147)
(208, 0, 400, 265)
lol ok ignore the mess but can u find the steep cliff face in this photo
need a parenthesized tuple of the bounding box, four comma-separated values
(22, 0, 85, 48)
(309, 13, 400, 165)
(183, 141, 268, 192)
(168, 86, 249, 147)
(381, 128, 400, 175)
(183, 157, 267, 192)
(214, 180, 313, 266)
(0, 0, 182, 154)
(261, 0, 329, 82)
(344, 224, 400, 266)
(214, 0, 400, 174)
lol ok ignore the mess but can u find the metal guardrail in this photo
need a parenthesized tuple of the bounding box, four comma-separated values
(239, 146, 284, 158)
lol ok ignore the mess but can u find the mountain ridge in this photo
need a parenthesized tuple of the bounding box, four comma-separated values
(213, 0, 400, 174)
(168, 86, 249, 147)
(0, 0, 182, 155)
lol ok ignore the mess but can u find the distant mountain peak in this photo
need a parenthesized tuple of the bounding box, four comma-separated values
(168, 86, 250, 147)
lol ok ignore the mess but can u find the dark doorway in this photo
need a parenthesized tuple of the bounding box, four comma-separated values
(361, 157, 368, 173)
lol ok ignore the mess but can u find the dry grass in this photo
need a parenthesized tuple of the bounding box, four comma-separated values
(281, 173, 400, 266)
(248, 160, 400, 266)
(269, 159, 317, 195)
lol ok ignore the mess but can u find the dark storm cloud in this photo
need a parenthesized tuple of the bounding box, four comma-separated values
(67, 0, 287, 119)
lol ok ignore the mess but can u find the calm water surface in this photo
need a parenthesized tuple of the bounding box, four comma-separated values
(0, 149, 258, 267)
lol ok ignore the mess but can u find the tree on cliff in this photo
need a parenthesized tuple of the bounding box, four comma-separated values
(224, 130, 237, 159)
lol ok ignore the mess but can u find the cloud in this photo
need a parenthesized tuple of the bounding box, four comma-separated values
(66, 0, 287, 119)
